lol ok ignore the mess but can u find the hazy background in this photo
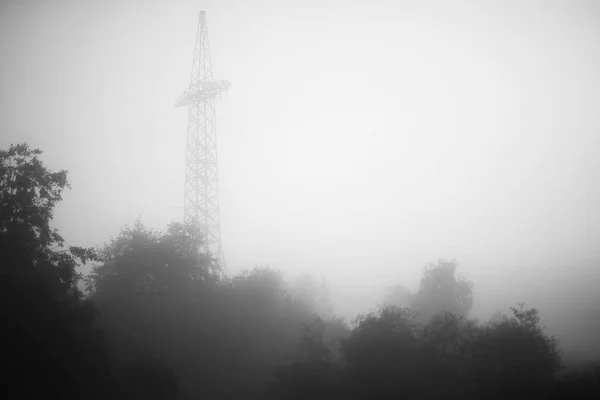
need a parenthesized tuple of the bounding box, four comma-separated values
(1, 0, 599, 355)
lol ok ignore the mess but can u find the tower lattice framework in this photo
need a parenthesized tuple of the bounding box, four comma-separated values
(175, 11, 230, 272)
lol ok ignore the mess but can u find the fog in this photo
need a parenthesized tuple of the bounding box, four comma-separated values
(1, 0, 599, 366)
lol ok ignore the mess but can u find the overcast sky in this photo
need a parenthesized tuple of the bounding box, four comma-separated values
(1, 0, 599, 326)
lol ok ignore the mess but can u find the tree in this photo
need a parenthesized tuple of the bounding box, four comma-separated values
(87, 218, 220, 298)
(409, 259, 474, 324)
(466, 303, 562, 399)
(489, 309, 507, 324)
(271, 316, 348, 400)
(422, 312, 475, 356)
(85, 219, 225, 398)
(553, 363, 600, 399)
(228, 266, 290, 307)
(0, 143, 110, 399)
(340, 304, 439, 398)
(383, 284, 412, 308)
(291, 273, 334, 319)
(90, 228, 333, 399)
(0, 143, 94, 282)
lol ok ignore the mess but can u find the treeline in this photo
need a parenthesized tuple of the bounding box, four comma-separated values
(1, 142, 599, 399)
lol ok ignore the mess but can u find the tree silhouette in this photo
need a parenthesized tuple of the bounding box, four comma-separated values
(383, 283, 412, 308)
(0, 143, 109, 399)
(466, 303, 562, 399)
(410, 259, 474, 324)
(87, 218, 219, 298)
(4, 142, 599, 399)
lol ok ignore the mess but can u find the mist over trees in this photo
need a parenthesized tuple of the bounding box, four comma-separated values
(2, 142, 599, 399)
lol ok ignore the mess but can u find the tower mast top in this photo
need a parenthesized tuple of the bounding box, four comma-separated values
(175, 10, 229, 274)
(175, 11, 230, 108)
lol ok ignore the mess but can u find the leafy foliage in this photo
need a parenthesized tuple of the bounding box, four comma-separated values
(410, 258, 474, 323)
(270, 316, 349, 400)
(88, 222, 336, 398)
(466, 303, 563, 399)
(291, 273, 334, 319)
(383, 283, 412, 308)
(87, 218, 219, 297)
(0, 143, 110, 399)
(3, 142, 599, 400)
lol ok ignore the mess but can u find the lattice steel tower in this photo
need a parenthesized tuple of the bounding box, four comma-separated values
(175, 11, 230, 272)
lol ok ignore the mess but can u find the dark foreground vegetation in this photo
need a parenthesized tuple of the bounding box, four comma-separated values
(1, 142, 599, 399)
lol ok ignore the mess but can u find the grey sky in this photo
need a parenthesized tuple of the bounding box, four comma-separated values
(1, 0, 599, 330)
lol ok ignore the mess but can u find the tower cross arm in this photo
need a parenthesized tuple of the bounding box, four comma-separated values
(175, 80, 231, 107)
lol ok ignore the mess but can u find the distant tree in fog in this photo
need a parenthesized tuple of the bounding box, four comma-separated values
(410, 259, 473, 324)
(489, 309, 508, 324)
(292, 273, 334, 318)
(383, 283, 412, 308)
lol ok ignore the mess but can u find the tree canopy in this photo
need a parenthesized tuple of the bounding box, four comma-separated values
(2, 141, 598, 399)
(86, 218, 219, 298)
(0, 143, 109, 399)
(410, 258, 474, 323)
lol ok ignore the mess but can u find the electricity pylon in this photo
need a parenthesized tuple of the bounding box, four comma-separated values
(175, 11, 230, 274)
